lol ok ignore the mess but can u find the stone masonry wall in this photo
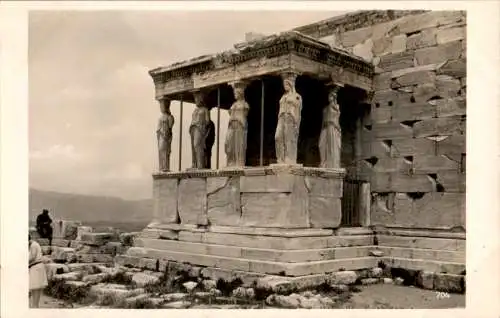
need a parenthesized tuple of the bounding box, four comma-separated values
(297, 11, 466, 230)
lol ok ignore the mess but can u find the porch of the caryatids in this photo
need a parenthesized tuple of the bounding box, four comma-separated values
(319, 84, 342, 169)
(189, 90, 212, 169)
(225, 80, 249, 168)
(156, 96, 175, 172)
(275, 72, 303, 165)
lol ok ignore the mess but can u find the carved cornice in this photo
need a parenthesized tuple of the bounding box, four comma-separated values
(149, 31, 374, 91)
(153, 166, 346, 180)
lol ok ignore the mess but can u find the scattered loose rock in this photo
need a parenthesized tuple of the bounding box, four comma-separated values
(163, 300, 191, 309)
(132, 272, 160, 288)
(330, 271, 358, 285)
(182, 281, 198, 292)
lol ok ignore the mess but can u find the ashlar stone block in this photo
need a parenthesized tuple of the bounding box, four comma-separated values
(371, 107, 392, 123)
(153, 178, 178, 224)
(436, 135, 465, 157)
(352, 38, 373, 61)
(372, 122, 413, 140)
(436, 26, 465, 45)
(413, 116, 464, 138)
(178, 178, 207, 225)
(406, 28, 437, 50)
(437, 171, 466, 193)
(240, 193, 308, 228)
(240, 173, 295, 193)
(390, 174, 435, 192)
(436, 75, 461, 98)
(378, 51, 415, 72)
(392, 71, 437, 88)
(412, 193, 465, 229)
(391, 138, 436, 157)
(437, 59, 466, 78)
(341, 26, 373, 47)
(392, 102, 436, 122)
(373, 157, 411, 174)
(391, 34, 407, 54)
(413, 155, 460, 174)
(414, 41, 462, 66)
(432, 97, 466, 118)
(304, 176, 342, 197)
(207, 177, 241, 226)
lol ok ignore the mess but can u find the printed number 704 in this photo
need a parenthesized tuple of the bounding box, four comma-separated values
(436, 291, 450, 299)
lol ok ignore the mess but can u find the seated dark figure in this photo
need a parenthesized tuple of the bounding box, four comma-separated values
(36, 209, 53, 246)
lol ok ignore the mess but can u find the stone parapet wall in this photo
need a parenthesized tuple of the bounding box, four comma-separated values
(297, 10, 466, 232)
(153, 166, 345, 229)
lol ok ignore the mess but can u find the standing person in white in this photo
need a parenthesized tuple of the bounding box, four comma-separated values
(29, 235, 48, 308)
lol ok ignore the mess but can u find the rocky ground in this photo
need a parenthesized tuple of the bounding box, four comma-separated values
(40, 283, 464, 309)
(39, 262, 464, 309)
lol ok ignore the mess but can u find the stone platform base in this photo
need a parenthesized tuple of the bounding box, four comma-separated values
(117, 225, 465, 290)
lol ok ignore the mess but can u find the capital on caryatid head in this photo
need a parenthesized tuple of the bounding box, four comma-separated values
(280, 71, 300, 93)
(229, 80, 248, 99)
(193, 90, 208, 108)
(158, 96, 172, 114)
(327, 81, 343, 100)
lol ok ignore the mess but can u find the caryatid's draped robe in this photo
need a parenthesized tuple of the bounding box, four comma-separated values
(275, 76, 302, 164)
(319, 86, 342, 168)
(190, 94, 211, 169)
(225, 83, 249, 167)
(157, 99, 175, 172)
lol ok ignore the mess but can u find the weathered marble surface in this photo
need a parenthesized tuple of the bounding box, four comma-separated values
(158, 168, 344, 229)
(178, 178, 207, 225)
(207, 177, 241, 226)
(153, 178, 178, 224)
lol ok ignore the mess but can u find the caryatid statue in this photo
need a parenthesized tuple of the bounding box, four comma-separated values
(275, 72, 302, 164)
(189, 91, 211, 169)
(319, 85, 342, 168)
(156, 97, 175, 172)
(225, 81, 249, 167)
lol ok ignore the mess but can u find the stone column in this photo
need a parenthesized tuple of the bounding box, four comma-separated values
(156, 97, 174, 172)
(275, 72, 303, 165)
(319, 84, 342, 169)
(225, 81, 249, 168)
(190, 90, 211, 169)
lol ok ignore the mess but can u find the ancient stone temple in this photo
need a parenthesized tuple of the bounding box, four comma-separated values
(119, 10, 466, 287)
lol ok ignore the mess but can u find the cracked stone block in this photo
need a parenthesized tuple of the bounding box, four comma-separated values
(207, 177, 241, 226)
(436, 26, 465, 44)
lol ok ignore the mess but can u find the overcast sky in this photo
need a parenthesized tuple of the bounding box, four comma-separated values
(29, 10, 346, 200)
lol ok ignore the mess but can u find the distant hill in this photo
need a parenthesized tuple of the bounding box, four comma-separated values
(29, 188, 153, 231)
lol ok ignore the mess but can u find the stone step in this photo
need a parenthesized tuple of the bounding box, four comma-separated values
(148, 224, 335, 237)
(383, 257, 465, 275)
(172, 231, 374, 250)
(134, 238, 376, 262)
(118, 249, 379, 277)
(377, 246, 465, 263)
(376, 235, 465, 251)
